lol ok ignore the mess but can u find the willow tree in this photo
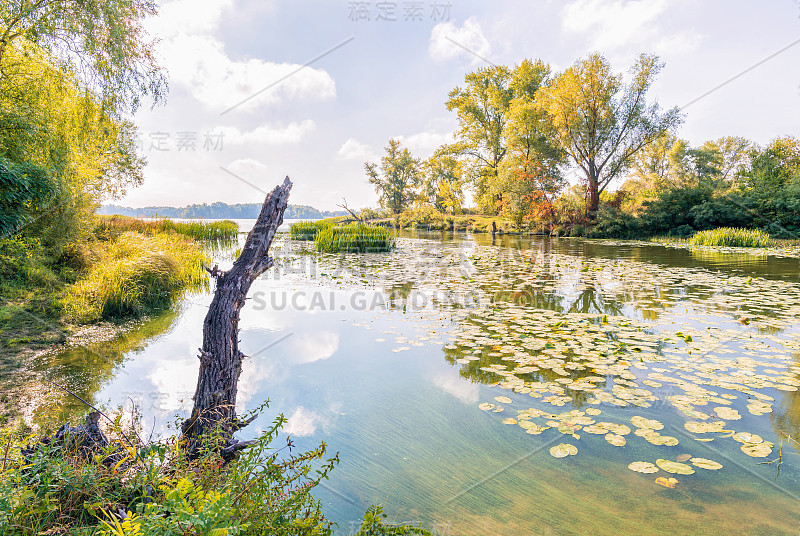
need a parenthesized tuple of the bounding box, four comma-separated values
(0, 0, 167, 115)
(537, 53, 682, 216)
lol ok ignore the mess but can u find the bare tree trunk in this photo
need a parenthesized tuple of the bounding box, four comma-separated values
(182, 177, 292, 457)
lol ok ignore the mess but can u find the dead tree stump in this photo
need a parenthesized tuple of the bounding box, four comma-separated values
(182, 177, 292, 457)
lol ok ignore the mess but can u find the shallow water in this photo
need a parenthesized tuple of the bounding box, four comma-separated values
(17, 224, 800, 535)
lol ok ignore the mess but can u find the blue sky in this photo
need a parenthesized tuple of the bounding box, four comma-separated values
(121, 0, 800, 210)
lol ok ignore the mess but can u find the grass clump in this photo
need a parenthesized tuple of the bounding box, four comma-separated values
(689, 227, 773, 247)
(95, 215, 239, 241)
(315, 223, 396, 253)
(289, 220, 333, 240)
(62, 232, 207, 323)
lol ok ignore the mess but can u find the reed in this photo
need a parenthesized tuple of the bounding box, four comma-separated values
(689, 227, 773, 247)
(62, 232, 207, 322)
(314, 222, 395, 253)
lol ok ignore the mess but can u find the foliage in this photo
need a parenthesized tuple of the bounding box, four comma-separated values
(398, 204, 448, 230)
(689, 227, 773, 247)
(0, 406, 341, 535)
(289, 220, 334, 241)
(315, 223, 395, 253)
(0, 39, 145, 257)
(62, 232, 207, 323)
(0, 0, 167, 116)
(95, 215, 239, 241)
(421, 152, 464, 215)
(353, 505, 430, 535)
(537, 53, 683, 215)
(445, 65, 513, 213)
(366, 140, 421, 214)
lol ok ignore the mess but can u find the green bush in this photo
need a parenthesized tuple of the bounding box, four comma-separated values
(289, 220, 333, 241)
(62, 232, 207, 323)
(315, 223, 395, 253)
(689, 227, 773, 247)
(0, 409, 430, 535)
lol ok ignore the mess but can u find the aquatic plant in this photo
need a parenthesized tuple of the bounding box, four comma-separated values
(62, 231, 207, 322)
(689, 227, 773, 247)
(95, 215, 239, 241)
(289, 219, 334, 240)
(315, 222, 395, 253)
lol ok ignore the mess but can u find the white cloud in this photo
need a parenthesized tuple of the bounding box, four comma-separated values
(158, 35, 335, 112)
(433, 370, 479, 404)
(429, 17, 491, 63)
(291, 330, 339, 364)
(221, 120, 316, 145)
(561, 0, 700, 56)
(146, 1, 335, 112)
(283, 406, 325, 437)
(338, 138, 377, 161)
(227, 158, 268, 176)
(146, 0, 235, 37)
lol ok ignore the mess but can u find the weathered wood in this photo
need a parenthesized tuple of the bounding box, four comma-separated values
(182, 177, 292, 455)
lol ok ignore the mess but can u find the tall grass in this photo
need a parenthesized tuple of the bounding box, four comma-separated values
(315, 223, 395, 253)
(95, 215, 239, 241)
(289, 220, 333, 240)
(62, 232, 207, 323)
(689, 227, 773, 247)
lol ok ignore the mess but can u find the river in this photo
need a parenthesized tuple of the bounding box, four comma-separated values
(17, 221, 800, 535)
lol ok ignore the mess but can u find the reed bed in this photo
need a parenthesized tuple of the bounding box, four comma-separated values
(96, 215, 239, 241)
(315, 223, 395, 253)
(62, 232, 207, 322)
(689, 227, 773, 247)
(289, 220, 333, 240)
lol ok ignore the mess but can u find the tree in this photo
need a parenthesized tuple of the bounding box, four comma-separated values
(183, 178, 292, 457)
(498, 60, 566, 228)
(537, 53, 682, 216)
(365, 139, 421, 214)
(422, 150, 464, 214)
(0, 0, 167, 115)
(0, 40, 143, 250)
(445, 65, 513, 213)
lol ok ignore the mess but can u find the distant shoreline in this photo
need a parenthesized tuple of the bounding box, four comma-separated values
(99, 202, 347, 220)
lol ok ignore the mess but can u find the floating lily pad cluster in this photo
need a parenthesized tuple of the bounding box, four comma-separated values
(275, 235, 800, 489)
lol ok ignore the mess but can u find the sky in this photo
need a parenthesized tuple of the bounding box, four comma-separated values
(120, 0, 800, 211)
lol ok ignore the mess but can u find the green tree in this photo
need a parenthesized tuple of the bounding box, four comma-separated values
(0, 0, 167, 115)
(499, 60, 566, 228)
(0, 39, 144, 251)
(422, 151, 464, 214)
(445, 65, 513, 213)
(538, 53, 682, 216)
(365, 139, 421, 215)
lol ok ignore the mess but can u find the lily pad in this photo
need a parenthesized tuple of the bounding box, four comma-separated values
(628, 461, 659, 474)
(550, 443, 578, 458)
(656, 459, 695, 475)
(741, 443, 772, 458)
(690, 458, 722, 470)
(655, 477, 679, 488)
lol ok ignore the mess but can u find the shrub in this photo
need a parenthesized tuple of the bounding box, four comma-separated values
(0, 410, 430, 535)
(289, 220, 333, 241)
(62, 232, 207, 322)
(689, 227, 773, 247)
(315, 223, 395, 253)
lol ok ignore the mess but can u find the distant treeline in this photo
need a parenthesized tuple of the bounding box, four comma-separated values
(98, 203, 347, 220)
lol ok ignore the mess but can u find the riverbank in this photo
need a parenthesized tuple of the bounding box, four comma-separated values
(0, 217, 237, 424)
